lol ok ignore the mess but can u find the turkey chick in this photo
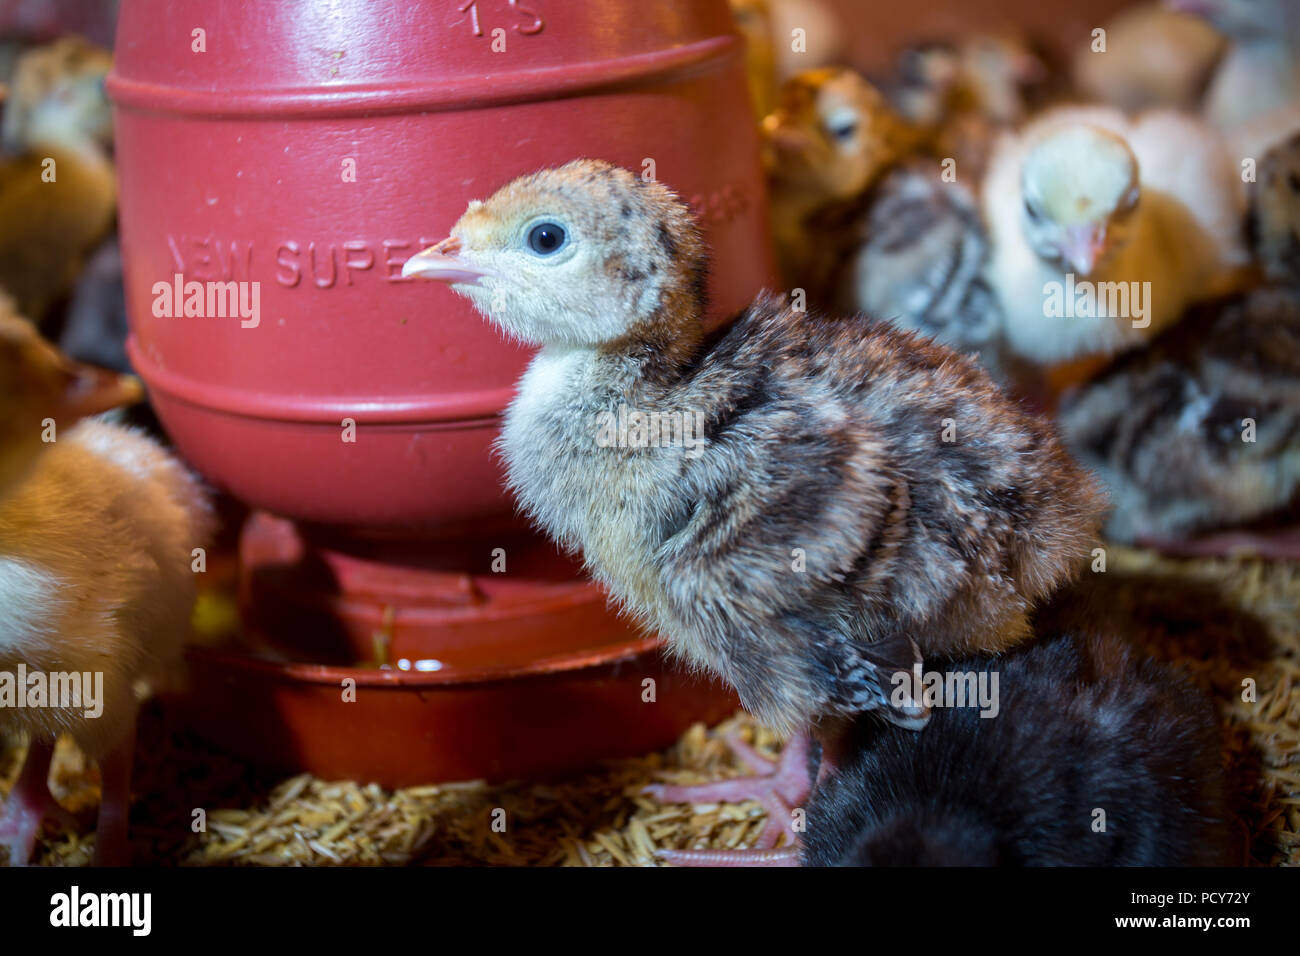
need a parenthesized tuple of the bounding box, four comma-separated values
(1059, 286, 1300, 558)
(983, 106, 1250, 368)
(761, 67, 921, 303)
(803, 624, 1234, 866)
(1169, 0, 1300, 149)
(402, 160, 1105, 754)
(0, 36, 115, 327)
(833, 160, 1003, 363)
(1248, 130, 1300, 285)
(0, 312, 212, 865)
(1072, 3, 1225, 114)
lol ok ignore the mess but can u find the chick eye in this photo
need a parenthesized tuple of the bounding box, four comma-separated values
(1024, 198, 1041, 221)
(527, 222, 567, 255)
(824, 108, 859, 142)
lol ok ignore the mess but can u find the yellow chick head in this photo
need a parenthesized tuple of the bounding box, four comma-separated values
(1021, 125, 1141, 276)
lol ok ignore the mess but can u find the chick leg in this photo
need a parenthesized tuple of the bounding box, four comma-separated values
(0, 738, 77, 866)
(92, 709, 136, 866)
(647, 731, 813, 865)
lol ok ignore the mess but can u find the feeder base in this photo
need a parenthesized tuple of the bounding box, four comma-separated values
(174, 512, 737, 785)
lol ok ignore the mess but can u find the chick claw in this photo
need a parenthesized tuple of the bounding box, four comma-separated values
(0, 740, 78, 867)
(645, 731, 812, 866)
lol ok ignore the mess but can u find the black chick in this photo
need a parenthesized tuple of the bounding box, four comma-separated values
(802, 626, 1235, 866)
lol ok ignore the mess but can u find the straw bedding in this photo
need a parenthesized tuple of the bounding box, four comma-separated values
(2, 546, 1296, 866)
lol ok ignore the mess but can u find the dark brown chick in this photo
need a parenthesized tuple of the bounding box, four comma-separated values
(403, 160, 1105, 743)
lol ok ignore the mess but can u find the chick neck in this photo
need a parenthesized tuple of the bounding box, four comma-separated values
(768, 183, 838, 271)
(587, 287, 707, 404)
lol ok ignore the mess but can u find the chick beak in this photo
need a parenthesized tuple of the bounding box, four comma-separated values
(59, 360, 144, 422)
(760, 115, 811, 165)
(1059, 225, 1106, 277)
(401, 237, 489, 285)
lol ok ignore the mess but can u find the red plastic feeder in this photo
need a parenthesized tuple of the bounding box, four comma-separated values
(108, 0, 772, 784)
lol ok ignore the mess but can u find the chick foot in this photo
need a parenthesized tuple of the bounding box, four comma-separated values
(647, 730, 813, 865)
(0, 739, 77, 866)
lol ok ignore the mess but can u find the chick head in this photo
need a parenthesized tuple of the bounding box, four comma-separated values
(762, 68, 906, 204)
(1, 37, 113, 154)
(0, 309, 142, 497)
(1020, 125, 1140, 277)
(402, 160, 708, 348)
